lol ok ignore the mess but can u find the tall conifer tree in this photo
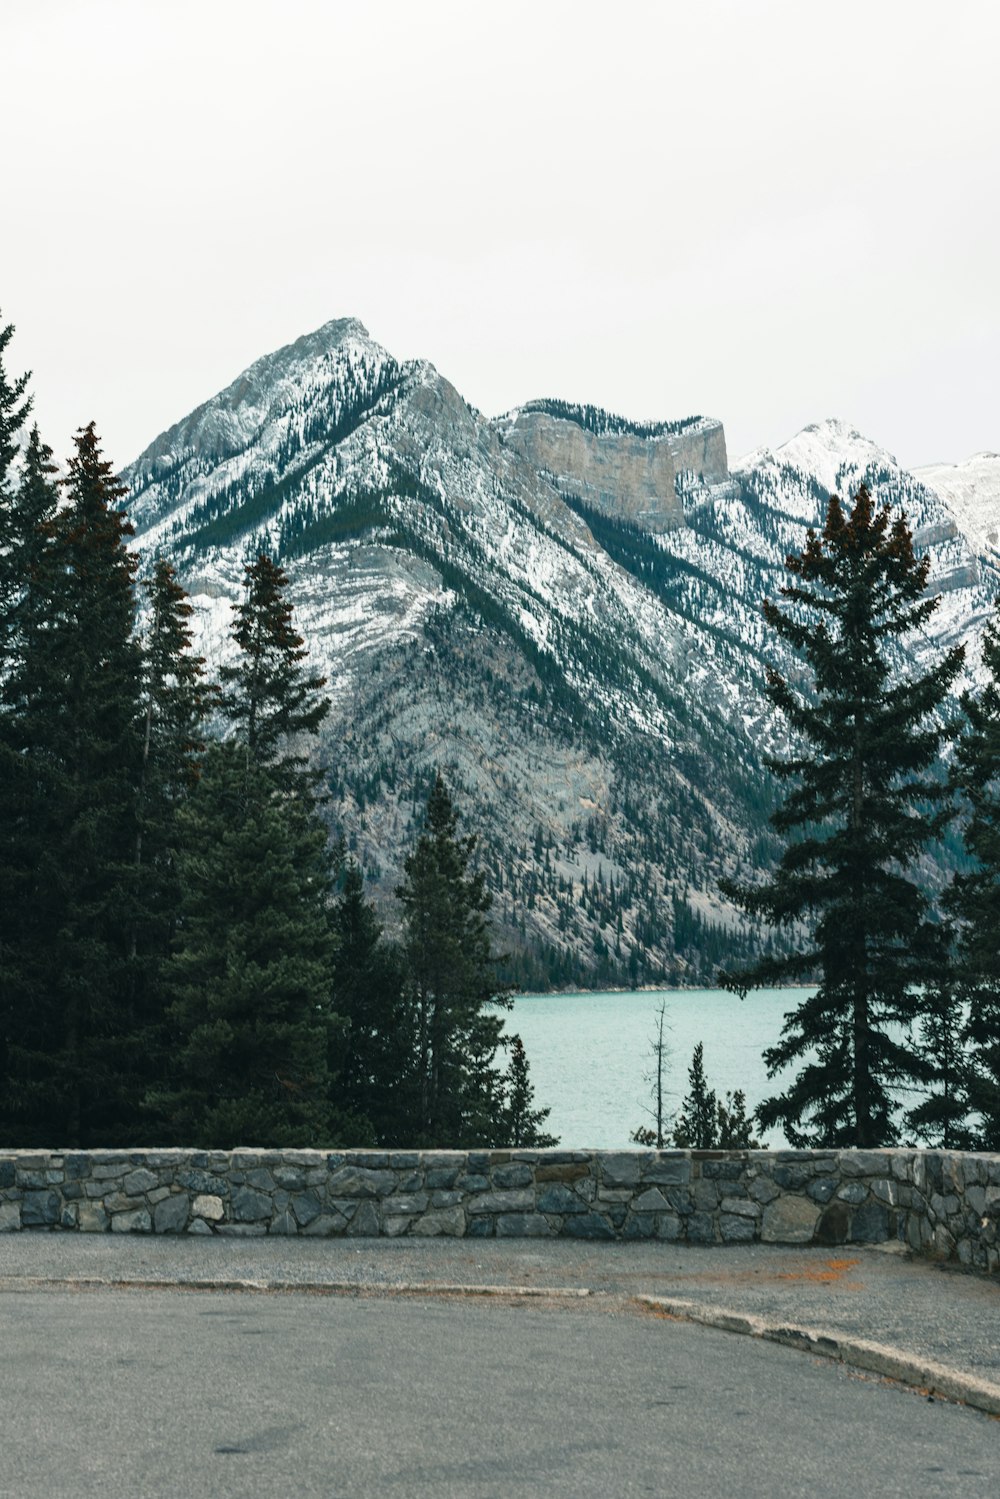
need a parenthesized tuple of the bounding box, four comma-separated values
(159, 553, 341, 1145)
(720, 486, 964, 1148)
(0, 313, 32, 676)
(1, 424, 144, 1146)
(396, 772, 513, 1146)
(947, 603, 1000, 1147)
(330, 863, 415, 1144)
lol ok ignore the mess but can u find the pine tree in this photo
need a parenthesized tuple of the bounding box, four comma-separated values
(947, 602, 1000, 1148)
(127, 560, 216, 1111)
(0, 312, 32, 674)
(159, 553, 342, 1145)
(720, 486, 964, 1148)
(1, 424, 145, 1146)
(672, 1042, 718, 1149)
(330, 862, 415, 1145)
(154, 745, 338, 1145)
(501, 1033, 557, 1147)
(219, 552, 329, 784)
(396, 772, 513, 1146)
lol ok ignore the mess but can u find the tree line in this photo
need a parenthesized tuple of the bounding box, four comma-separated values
(0, 315, 554, 1151)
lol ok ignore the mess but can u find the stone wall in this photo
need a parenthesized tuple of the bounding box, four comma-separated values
(1, 1148, 997, 1270)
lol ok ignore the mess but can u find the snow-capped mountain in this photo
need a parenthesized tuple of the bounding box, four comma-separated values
(917, 453, 1000, 580)
(124, 320, 998, 988)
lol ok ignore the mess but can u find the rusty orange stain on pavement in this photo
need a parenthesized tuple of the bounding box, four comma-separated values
(776, 1257, 862, 1285)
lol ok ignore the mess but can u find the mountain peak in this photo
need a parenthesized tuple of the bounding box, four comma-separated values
(735, 418, 898, 499)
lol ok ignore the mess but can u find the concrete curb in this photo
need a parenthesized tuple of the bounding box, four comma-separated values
(0, 1274, 591, 1300)
(4, 1272, 996, 1416)
(636, 1294, 1000, 1419)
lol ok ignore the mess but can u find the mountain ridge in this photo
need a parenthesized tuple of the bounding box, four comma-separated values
(124, 319, 998, 989)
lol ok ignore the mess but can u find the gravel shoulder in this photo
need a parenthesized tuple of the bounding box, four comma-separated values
(2, 1233, 998, 1401)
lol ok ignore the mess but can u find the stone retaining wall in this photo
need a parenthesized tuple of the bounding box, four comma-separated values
(1, 1148, 998, 1271)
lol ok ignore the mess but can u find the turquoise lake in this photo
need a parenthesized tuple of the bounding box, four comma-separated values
(506, 987, 816, 1151)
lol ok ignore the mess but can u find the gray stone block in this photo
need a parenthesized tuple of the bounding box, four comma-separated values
(231, 1187, 272, 1222)
(492, 1164, 533, 1189)
(720, 1213, 757, 1243)
(537, 1184, 587, 1214)
(599, 1153, 646, 1187)
(762, 1195, 819, 1244)
(640, 1156, 692, 1185)
(850, 1201, 890, 1243)
(273, 1167, 306, 1190)
(302, 1213, 348, 1237)
(111, 1209, 152, 1234)
(345, 1202, 380, 1236)
(153, 1193, 190, 1234)
(685, 1213, 717, 1244)
(838, 1150, 890, 1178)
(268, 1211, 298, 1236)
(468, 1189, 534, 1214)
(0, 1162, 15, 1190)
(495, 1213, 552, 1237)
(0, 1202, 22, 1232)
(123, 1169, 159, 1197)
(21, 1191, 60, 1227)
(425, 1168, 459, 1190)
(836, 1181, 868, 1204)
(773, 1165, 810, 1191)
(383, 1193, 429, 1216)
(560, 1212, 615, 1240)
(327, 1167, 395, 1198)
(78, 1203, 108, 1233)
(290, 1192, 323, 1226)
(411, 1207, 466, 1236)
(720, 1196, 759, 1219)
(807, 1177, 838, 1203)
(632, 1187, 671, 1214)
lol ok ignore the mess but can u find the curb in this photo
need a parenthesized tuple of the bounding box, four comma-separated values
(0, 1274, 591, 1301)
(636, 1295, 1000, 1419)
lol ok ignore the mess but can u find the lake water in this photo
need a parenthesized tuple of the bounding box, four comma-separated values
(506, 987, 813, 1151)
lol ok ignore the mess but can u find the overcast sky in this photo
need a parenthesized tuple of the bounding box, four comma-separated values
(5, 0, 998, 472)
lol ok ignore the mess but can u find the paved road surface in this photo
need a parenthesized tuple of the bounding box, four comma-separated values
(2, 1234, 997, 1387)
(1, 1287, 996, 1499)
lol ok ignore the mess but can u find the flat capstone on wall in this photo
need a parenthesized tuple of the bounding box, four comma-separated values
(1, 1148, 998, 1272)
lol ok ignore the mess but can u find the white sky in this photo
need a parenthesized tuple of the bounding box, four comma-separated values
(4, 0, 999, 471)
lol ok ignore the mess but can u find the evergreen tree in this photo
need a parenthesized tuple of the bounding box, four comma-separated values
(330, 862, 415, 1145)
(153, 745, 338, 1145)
(672, 1042, 718, 1149)
(903, 973, 976, 1149)
(720, 486, 964, 1148)
(396, 772, 513, 1146)
(159, 552, 342, 1145)
(1, 424, 145, 1146)
(0, 313, 32, 674)
(947, 602, 1000, 1147)
(219, 552, 329, 783)
(501, 1033, 557, 1147)
(127, 560, 215, 1107)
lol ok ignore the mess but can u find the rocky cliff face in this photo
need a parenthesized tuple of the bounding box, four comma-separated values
(498, 405, 727, 533)
(124, 323, 998, 989)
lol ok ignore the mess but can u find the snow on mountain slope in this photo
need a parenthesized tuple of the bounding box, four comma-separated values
(124, 327, 999, 988)
(917, 453, 1000, 571)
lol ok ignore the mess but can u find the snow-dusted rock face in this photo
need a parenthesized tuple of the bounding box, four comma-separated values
(498, 406, 727, 533)
(124, 330, 999, 987)
(917, 454, 1000, 579)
